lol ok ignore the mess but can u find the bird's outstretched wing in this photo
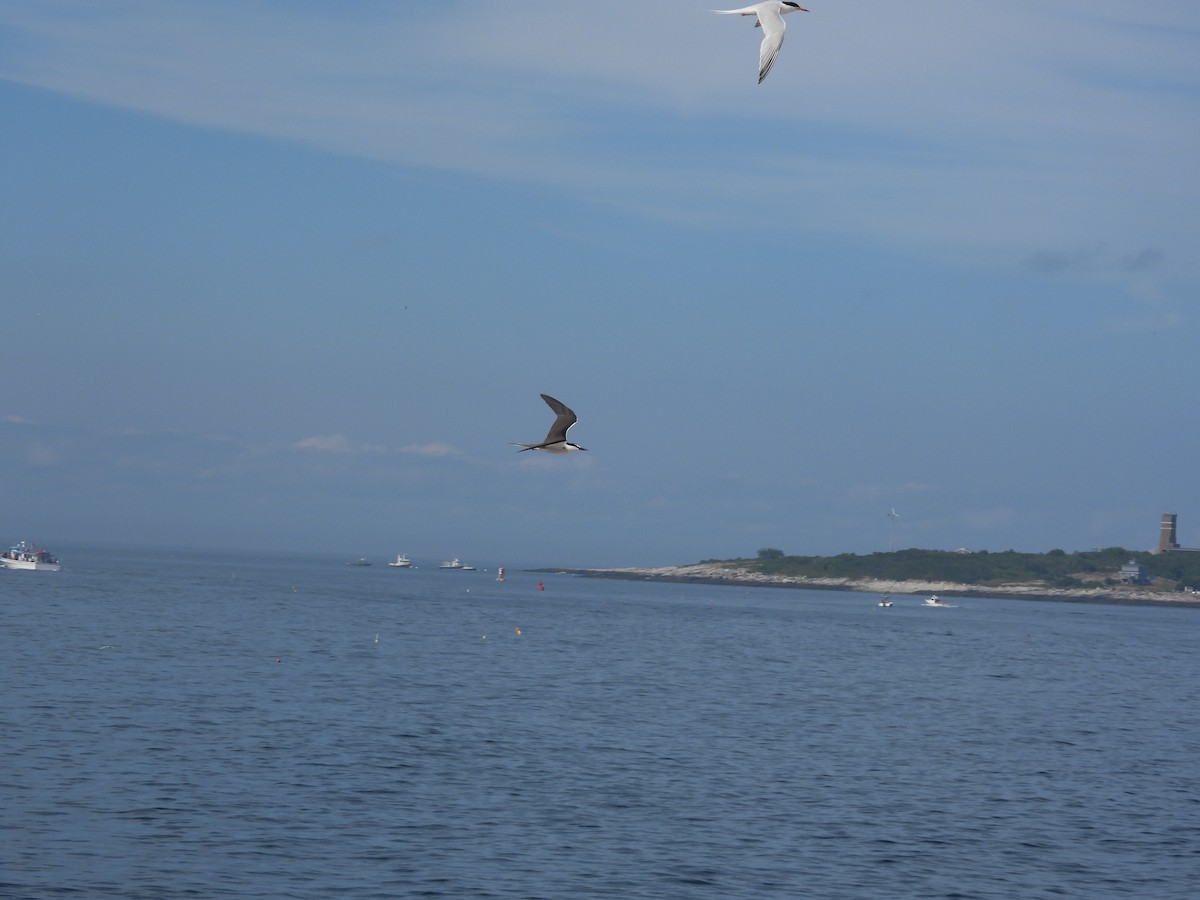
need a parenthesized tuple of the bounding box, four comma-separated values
(756, 7, 787, 83)
(539, 393, 577, 444)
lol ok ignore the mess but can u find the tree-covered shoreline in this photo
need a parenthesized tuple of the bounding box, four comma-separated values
(708, 547, 1200, 592)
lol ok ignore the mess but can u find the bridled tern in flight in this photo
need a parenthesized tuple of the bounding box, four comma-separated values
(512, 394, 587, 454)
(715, 1, 808, 84)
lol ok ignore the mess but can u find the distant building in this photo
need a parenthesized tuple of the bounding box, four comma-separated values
(1160, 513, 1180, 552)
(1156, 512, 1200, 553)
(1120, 560, 1149, 585)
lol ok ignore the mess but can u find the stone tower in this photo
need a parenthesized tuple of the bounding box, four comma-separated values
(1160, 513, 1180, 552)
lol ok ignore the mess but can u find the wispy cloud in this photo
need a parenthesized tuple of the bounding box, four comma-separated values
(1122, 249, 1165, 273)
(1, 0, 1195, 281)
(516, 452, 594, 471)
(3, 414, 38, 425)
(1024, 243, 1167, 277)
(293, 434, 385, 454)
(399, 442, 463, 458)
(25, 441, 62, 466)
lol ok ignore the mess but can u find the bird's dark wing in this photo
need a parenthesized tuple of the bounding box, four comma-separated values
(540, 393, 578, 443)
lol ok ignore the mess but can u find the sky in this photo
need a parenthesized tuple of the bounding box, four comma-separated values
(2, 0, 1198, 567)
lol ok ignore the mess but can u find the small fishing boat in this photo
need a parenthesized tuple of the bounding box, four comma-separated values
(388, 554, 412, 568)
(923, 595, 953, 608)
(878, 593, 892, 608)
(1, 540, 62, 571)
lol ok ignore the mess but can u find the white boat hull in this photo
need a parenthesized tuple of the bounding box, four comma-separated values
(3, 558, 62, 572)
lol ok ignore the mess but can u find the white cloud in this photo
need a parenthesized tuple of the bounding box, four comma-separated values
(1, 0, 1196, 283)
(399, 442, 463, 458)
(3, 415, 37, 425)
(293, 434, 385, 454)
(105, 426, 152, 436)
(516, 452, 594, 471)
(25, 441, 62, 466)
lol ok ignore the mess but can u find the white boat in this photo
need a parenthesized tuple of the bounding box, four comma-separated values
(2, 541, 62, 571)
(923, 595, 953, 608)
(878, 593, 892, 608)
(388, 554, 412, 568)
(496, 567, 506, 582)
(346, 557, 372, 567)
(439, 558, 465, 569)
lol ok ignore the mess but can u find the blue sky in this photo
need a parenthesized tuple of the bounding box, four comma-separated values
(2, 0, 1197, 566)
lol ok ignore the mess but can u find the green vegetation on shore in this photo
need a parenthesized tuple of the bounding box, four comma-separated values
(703, 547, 1200, 592)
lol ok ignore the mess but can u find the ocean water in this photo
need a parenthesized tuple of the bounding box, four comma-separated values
(2, 547, 1198, 899)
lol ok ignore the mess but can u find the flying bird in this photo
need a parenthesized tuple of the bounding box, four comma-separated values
(512, 394, 587, 454)
(715, 1, 809, 84)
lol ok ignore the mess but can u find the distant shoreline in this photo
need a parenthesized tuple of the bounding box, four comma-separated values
(537, 564, 1200, 609)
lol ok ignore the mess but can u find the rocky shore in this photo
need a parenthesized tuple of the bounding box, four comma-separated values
(548, 563, 1200, 608)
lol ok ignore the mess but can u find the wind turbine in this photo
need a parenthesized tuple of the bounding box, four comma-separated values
(888, 508, 900, 552)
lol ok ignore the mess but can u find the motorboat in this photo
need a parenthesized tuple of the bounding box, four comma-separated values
(1, 541, 62, 571)
(923, 595, 953, 608)
(439, 558, 465, 569)
(388, 554, 412, 568)
(346, 557, 372, 567)
(878, 593, 892, 608)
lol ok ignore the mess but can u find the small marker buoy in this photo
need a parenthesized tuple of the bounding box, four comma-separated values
(514, 627, 522, 636)
(275, 658, 282, 664)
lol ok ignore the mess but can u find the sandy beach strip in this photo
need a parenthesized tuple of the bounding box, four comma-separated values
(543, 563, 1200, 608)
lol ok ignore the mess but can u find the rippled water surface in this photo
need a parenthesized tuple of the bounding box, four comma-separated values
(3, 547, 1199, 898)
